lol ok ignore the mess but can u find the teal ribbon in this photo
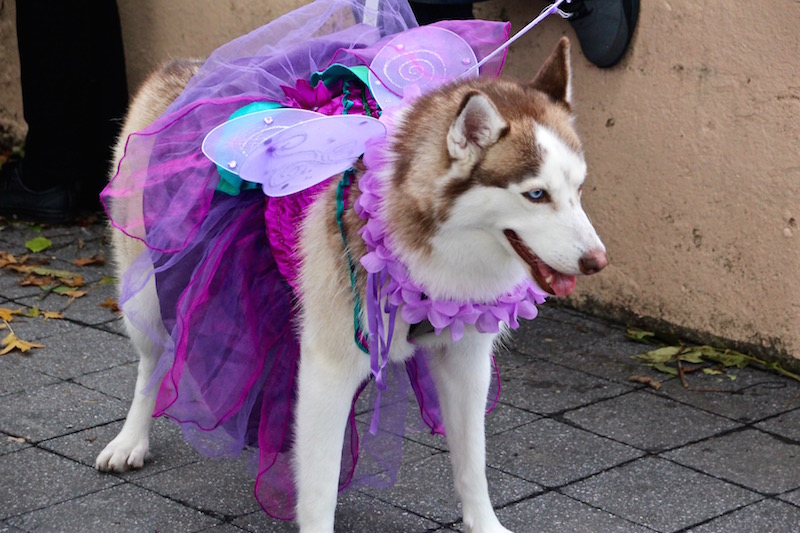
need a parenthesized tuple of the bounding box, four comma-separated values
(336, 169, 369, 354)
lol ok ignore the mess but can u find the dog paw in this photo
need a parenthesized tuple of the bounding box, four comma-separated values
(472, 527, 513, 533)
(465, 519, 514, 533)
(95, 435, 151, 472)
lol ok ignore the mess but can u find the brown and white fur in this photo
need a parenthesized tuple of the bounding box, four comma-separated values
(96, 38, 607, 533)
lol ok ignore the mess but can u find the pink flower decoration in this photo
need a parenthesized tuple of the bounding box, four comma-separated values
(280, 79, 344, 115)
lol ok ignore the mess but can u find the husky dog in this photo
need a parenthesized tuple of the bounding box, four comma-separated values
(96, 38, 606, 533)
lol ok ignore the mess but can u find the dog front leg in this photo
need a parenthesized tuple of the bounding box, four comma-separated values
(294, 338, 370, 533)
(430, 332, 512, 533)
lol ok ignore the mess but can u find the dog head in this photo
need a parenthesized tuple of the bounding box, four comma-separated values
(383, 37, 607, 301)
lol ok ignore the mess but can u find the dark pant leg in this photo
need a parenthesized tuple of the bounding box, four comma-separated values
(409, 2, 475, 25)
(16, 1, 127, 205)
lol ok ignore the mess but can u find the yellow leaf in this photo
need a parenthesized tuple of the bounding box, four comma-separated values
(0, 332, 45, 355)
(42, 311, 64, 320)
(24, 307, 40, 318)
(0, 308, 22, 322)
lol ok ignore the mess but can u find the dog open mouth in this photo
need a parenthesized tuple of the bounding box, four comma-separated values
(503, 229, 577, 297)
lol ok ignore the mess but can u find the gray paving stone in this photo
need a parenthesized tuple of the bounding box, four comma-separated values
(336, 490, 444, 533)
(662, 428, 800, 495)
(540, 334, 664, 386)
(756, 407, 800, 442)
(360, 452, 540, 524)
(0, 272, 42, 299)
(0, 353, 58, 397)
(564, 390, 740, 453)
(404, 402, 541, 452)
(231, 511, 299, 532)
(4, 324, 135, 380)
(0, 382, 127, 442)
(46, 279, 120, 326)
(562, 457, 760, 532)
(235, 489, 443, 533)
(73, 361, 139, 402)
(6, 482, 221, 532)
(0, 309, 79, 341)
(351, 420, 442, 482)
(496, 491, 653, 533)
(686, 498, 800, 533)
(508, 306, 619, 359)
(0, 447, 121, 520)
(198, 524, 251, 533)
(500, 360, 632, 415)
(486, 418, 642, 488)
(0, 521, 24, 533)
(133, 457, 263, 516)
(40, 418, 203, 480)
(656, 369, 800, 423)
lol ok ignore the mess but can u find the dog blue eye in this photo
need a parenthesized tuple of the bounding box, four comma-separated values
(524, 189, 547, 202)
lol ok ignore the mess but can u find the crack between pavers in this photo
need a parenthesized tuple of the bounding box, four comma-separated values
(352, 487, 454, 530)
(1, 484, 126, 526)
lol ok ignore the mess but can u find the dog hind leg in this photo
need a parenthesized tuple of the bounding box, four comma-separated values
(429, 332, 513, 533)
(95, 274, 166, 472)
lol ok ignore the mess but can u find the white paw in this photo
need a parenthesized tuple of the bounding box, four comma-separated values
(95, 434, 151, 472)
(470, 526, 513, 533)
(464, 518, 514, 533)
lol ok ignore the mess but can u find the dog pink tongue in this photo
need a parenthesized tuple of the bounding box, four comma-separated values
(537, 262, 577, 297)
(551, 273, 577, 297)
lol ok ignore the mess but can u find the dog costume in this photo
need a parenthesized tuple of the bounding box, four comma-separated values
(102, 0, 549, 518)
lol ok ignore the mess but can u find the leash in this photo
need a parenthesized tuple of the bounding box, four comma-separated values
(460, 0, 573, 79)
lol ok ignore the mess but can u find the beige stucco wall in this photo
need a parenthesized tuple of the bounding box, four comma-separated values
(1, 0, 798, 360)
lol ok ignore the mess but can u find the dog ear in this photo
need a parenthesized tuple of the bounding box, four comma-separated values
(530, 37, 572, 105)
(447, 91, 509, 162)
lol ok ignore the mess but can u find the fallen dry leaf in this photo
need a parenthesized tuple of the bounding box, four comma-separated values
(72, 255, 105, 267)
(42, 311, 64, 320)
(99, 297, 121, 314)
(9, 265, 84, 288)
(19, 273, 57, 287)
(7, 436, 25, 444)
(55, 289, 87, 299)
(60, 274, 85, 288)
(1, 331, 45, 355)
(0, 251, 19, 269)
(629, 375, 662, 391)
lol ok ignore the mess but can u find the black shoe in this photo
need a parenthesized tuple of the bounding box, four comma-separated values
(561, 0, 639, 68)
(0, 161, 77, 224)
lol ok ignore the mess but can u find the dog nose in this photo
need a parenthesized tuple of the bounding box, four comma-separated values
(579, 249, 608, 275)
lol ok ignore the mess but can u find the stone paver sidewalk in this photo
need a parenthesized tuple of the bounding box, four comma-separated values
(2, 220, 800, 532)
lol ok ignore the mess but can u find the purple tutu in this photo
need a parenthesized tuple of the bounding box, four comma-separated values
(102, 0, 511, 519)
